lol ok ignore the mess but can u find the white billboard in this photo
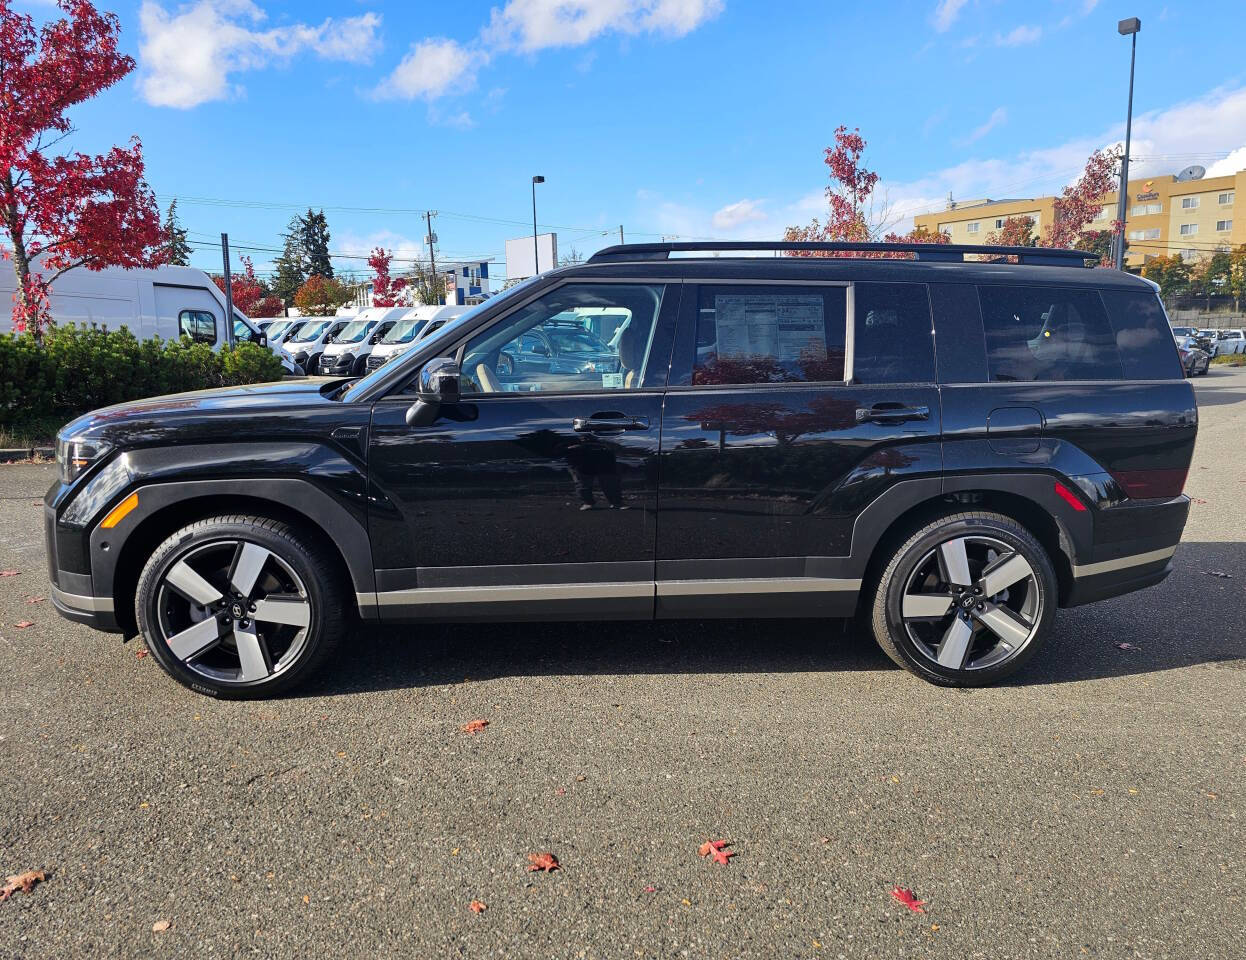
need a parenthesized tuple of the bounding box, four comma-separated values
(505, 233, 558, 280)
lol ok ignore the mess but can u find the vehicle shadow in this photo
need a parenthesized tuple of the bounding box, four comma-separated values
(1190, 367, 1246, 407)
(297, 541, 1243, 697)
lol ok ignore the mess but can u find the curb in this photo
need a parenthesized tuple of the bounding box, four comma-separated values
(0, 447, 54, 464)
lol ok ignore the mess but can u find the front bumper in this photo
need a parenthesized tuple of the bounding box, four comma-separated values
(1063, 494, 1190, 607)
(44, 503, 121, 632)
(319, 353, 357, 376)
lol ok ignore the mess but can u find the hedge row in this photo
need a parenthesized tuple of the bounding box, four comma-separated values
(0, 326, 287, 425)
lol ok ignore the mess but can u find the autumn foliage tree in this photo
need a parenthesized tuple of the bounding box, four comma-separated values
(293, 274, 350, 316)
(367, 247, 411, 307)
(212, 255, 283, 318)
(0, 0, 165, 336)
(784, 125, 949, 258)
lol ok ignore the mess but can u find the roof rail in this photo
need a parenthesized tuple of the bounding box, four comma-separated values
(586, 241, 1096, 267)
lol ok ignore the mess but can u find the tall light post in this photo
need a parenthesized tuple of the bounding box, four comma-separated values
(531, 175, 545, 276)
(1113, 17, 1141, 270)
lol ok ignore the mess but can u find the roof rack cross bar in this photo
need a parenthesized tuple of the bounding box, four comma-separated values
(586, 241, 1097, 266)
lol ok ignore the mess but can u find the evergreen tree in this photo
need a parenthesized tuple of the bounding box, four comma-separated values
(162, 199, 192, 266)
(271, 215, 307, 306)
(300, 208, 333, 278)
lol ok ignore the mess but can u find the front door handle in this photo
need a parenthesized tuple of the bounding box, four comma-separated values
(573, 414, 650, 433)
(855, 404, 930, 424)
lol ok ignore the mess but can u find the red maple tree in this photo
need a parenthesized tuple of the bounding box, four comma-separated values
(367, 247, 410, 307)
(212, 255, 282, 318)
(784, 125, 949, 258)
(1, 0, 164, 337)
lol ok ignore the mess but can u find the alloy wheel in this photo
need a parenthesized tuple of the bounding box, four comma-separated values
(898, 534, 1042, 672)
(153, 539, 312, 686)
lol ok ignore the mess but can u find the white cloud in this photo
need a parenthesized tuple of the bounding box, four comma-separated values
(932, 0, 968, 33)
(962, 106, 1007, 144)
(138, 1, 381, 108)
(483, 0, 724, 52)
(375, 38, 483, 101)
(1205, 145, 1246, 178)
(995, 24, 1041, 46)
(712, 199, 768, 230)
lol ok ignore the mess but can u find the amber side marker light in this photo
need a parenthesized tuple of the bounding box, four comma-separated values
(101, 492, 139, 529)
(1053, 481, 1087, 512)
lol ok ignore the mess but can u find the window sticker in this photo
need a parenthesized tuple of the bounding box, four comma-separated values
(713, 295, 827, 362)
(601, 372, 624, 389)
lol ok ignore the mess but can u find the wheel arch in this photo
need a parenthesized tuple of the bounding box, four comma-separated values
(93, 481, 374, 635)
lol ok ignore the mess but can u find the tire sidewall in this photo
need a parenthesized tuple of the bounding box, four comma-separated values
(136, 519, 333, 699)
(880, 515, 1057, 686)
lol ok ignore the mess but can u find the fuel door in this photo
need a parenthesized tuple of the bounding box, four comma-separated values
(987, 406, 1042, 455)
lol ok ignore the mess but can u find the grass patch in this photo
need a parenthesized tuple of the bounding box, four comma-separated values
(0, 414, 68, 449)
(1211, 354, 1246, 367)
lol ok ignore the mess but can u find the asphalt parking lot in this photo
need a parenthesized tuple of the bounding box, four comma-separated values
(2, 369, 1244, 959)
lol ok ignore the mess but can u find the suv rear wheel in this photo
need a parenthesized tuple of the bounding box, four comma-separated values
(871, 511, 1056, 686)
(135, 515, 345, 698)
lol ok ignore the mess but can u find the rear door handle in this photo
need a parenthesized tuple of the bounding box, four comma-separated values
(573, 415, 650, 433)
(855, 404, 930, 424)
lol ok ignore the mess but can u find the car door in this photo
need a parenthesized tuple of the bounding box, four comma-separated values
(656, 279, 943, 618)
(366, 280, 680, 621)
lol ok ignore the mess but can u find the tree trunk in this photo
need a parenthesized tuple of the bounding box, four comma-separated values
(2, 170, 38, 343)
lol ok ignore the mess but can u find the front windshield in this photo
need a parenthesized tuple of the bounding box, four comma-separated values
(290, 320, 331, 343)
(336, 319, 374, 343)
(546, 327, 607, 354)
(383, 318, 424, 344)
(267, 320, 293, 339)
(340, 278, 541, 402)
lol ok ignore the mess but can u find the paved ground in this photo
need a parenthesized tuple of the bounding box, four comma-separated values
(2, 369, 1244, 959)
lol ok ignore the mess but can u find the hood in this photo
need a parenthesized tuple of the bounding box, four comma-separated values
(60, 378, 349, 444)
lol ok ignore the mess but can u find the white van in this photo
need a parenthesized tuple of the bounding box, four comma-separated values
(317, 306, 413, 377)
(278, 315, 354, 375)
(364, 305, 466, 372)
(0, 262, 296, 373)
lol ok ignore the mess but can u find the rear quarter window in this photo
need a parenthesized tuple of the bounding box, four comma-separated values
(977, 284, 1123, 382)
(1100, 289, 1184, 380)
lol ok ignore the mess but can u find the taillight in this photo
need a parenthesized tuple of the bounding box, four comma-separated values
(1109, 468, 1189, 500)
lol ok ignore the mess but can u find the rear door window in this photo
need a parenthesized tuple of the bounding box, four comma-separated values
(977, 285, 1123, 382)
(1100, 289, 1184, 380)
(688, 285, 847, 385)
(852, 282, 935, 384)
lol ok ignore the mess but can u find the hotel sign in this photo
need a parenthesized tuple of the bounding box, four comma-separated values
(1135, 191, 1159, 201)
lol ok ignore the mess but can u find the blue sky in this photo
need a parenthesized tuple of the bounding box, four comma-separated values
(22, 0, 1246, 282)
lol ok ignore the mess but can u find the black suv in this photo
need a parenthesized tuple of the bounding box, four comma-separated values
(45, 242, 1196, 698)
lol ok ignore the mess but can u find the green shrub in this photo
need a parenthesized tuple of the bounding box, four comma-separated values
(0, 326, 289, 426)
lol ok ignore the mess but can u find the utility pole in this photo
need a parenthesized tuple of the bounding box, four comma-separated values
(531, 175, 545, 276)
(220, 232, 235, 348)
(1114, 17, 1141, 270)
(424, 211, 438, 304)
(619, 225, 624, 244)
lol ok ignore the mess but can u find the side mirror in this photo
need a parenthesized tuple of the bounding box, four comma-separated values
(369, 333, 380, 344)
(406, 357, 462, 426)
(259, 334, 268, 347)
(324, 335, 335, 344)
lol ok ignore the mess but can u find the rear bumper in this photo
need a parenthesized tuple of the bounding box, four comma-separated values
(1063, 494, 1189, 607)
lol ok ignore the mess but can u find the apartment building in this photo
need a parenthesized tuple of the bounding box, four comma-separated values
(913, 167, 1244, 268)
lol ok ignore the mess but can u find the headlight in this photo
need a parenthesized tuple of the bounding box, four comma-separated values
(57, 435, 113, 484)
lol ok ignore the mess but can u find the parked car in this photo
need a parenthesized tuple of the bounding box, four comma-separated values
(1171, 326, 1215, 356)
(496, 318, 620, 379)
(279, 317, 352, 374)
(317, 307, 409, 377)
(45, 241, 1197, 697)
(1214, 328, 1245, 355)
(1175, 335, 1211, 376)
(0, 260, 296, 373)
(365, 305, 466, 371)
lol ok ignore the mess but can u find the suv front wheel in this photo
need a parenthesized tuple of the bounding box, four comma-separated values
(135, 515, 345, 698)
(871, 511, 1056, 686)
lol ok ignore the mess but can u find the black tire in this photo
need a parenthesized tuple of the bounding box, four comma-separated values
(870, 511, 1057, 687)
(135, 515, 346, 699)
(352, 355, 368, 376)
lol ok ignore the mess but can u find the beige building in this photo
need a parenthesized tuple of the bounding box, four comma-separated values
(913, 168, 1244, 268)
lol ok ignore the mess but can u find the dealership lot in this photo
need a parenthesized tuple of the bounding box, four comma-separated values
(2, 370, 1243, 959)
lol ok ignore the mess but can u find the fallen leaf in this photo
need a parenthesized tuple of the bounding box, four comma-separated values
(681, 898, 692, 906)
(14, 620, 34, 629)
(0, 869, 45, 901)
(469, 899, 486, 914)
(1191, 497, 1208, 505)
(0, 570, 19, 577)
(643, 885, 656, 893)
(891, 887, 926, 913)
(302, 895, 310, 904)
(135, 649, 148, 659)
(25, 596, 44, 604)
(462, 719, 489, 734)
(527, 852, 560, 872)
(818, 836, 831, 844)
(1207, 570, 1233, 579)
(151, 920, 171, 933)
(1115, 642, 1136, 650)
(554, 787, 566, 796)
(699, 839, 735, 865)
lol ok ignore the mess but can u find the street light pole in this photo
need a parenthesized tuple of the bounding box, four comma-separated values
(1114, 17, 1141, 271)
(531, 175, 545, 276)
